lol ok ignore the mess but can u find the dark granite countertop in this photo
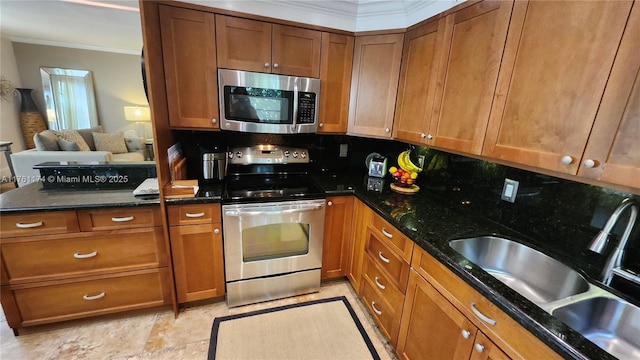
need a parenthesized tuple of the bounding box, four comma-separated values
(316, 171, 616, 360)
(0, 174, 619, 359)
(0, 182, 160, 212)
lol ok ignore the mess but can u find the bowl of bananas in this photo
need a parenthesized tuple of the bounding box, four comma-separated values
(389, 150, 422, 192)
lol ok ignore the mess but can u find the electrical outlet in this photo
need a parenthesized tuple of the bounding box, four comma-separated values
(339, 144, 348, 157)
(501, 178, 519, 203)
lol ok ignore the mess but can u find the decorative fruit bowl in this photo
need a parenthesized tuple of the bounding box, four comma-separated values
(389, 150, 421, 189)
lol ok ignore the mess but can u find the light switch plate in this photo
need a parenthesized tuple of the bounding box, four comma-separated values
(501, 178, 519, 203)
(339, 144, 348, 157)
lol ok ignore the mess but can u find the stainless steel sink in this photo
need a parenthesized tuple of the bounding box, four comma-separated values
(552, 297, 640, 359)
(449, 236, 590, 305)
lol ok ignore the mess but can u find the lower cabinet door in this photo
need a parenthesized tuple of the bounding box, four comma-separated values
(470, 332, 511, 360)
(396, 270, 477, 360)
(170, 223, 225, 303)
(12, 268, 170, 326)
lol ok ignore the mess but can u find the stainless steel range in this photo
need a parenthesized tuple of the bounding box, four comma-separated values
(222, 145, 326, 307)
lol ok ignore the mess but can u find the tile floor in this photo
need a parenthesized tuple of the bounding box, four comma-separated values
(0, 280, 398, 360)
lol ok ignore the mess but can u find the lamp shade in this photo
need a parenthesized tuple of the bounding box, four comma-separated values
(124, 106, 151, 122)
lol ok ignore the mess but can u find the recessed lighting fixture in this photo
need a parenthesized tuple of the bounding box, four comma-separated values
(61, 0, 139, 12)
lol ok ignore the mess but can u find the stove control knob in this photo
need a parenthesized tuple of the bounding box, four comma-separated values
(292, 151, 298, 158)
(236, 151, 243, 158)
(284, 150, 290, 157)
(300, 151, 307, 159)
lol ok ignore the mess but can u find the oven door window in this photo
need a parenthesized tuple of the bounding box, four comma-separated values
(223, 86, 293, 124)
(242, 223, 309, 262)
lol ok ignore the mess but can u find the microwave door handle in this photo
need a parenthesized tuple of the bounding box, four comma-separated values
(291, 83, 299, 133)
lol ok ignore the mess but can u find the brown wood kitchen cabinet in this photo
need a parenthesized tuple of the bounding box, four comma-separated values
(322, 196, 354, 280)
(577, 3, 640, 190)
(359, 210, 413, 347)
(159, 5, 219, 129)
(402, 245, 561, 360)
(394, 0, 513, 155)
(347, 198, 373, 291)
(0, 207, 171, 333)
(318, 33, 354, 133)
(482, 1, 634, 176)
(167, 203, 225, 303)
(347, 34, 404, 139)
(216, 15, 321, 78)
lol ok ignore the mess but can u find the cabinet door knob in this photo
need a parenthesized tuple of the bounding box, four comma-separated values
(327, 201, 333, 206)
(212, 118, 217, 124)
(474, 344, 485, 353)
(214, 228, 220, 234)
(561, 155, 573, 165)
(264, 62, 270, 68)
(421, 133, 426, 138)
(461, 330, 471, 339)
(319, 123, 324, 128)
(583, 159, 597, 168)
(385, 128, 390, 133)
(273, 63, 279, 69)
(427, 134, 433, 140)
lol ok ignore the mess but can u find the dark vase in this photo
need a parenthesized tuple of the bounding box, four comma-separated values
(16, 88, 47, 149)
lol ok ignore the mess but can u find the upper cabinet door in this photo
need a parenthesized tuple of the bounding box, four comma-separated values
(428, 0, 513, 155)
(393, 18, 443, 144)
(160, 5, 219, 129)
(318, 33, 354, 133)
(578, 3, 640, 190)
(483, 1, 633, 174)
(215, 15, 272, 73)
(348, 34, 404, 139)
(216, 16, 321, 77)
(272, 24, 321, 78)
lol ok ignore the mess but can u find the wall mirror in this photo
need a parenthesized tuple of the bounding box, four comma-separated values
(40, 67, 99, 130)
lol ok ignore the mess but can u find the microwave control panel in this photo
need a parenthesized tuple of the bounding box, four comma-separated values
(297, 92, 317, 124)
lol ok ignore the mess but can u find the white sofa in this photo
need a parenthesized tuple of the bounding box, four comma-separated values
(11, 128, 147, 187)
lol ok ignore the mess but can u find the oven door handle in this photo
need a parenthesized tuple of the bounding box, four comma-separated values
(224, 204, 324, 217)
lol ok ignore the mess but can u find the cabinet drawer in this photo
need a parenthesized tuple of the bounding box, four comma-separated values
(1, 227, 167, 284)
(361, 277, 402, 346)
(12, 268, 170, 327)
(365, 229, 410, 291)
(371, 213, 413, 262)
(362, 255, 405, 308)
(78, 207, 161, 231)
(0, 211, 79, 239)
(167, 203, 221, 226)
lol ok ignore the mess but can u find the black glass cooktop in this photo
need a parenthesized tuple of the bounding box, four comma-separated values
(222, 174, 326, 203)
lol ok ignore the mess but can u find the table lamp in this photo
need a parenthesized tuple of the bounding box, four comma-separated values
(124, 105, 151, 138)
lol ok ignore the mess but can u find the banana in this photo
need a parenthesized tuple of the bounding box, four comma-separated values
(402, 151, 422, 172)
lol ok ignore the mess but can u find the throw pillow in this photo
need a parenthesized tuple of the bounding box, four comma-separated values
(53, 130, 91, 151)
(93, 132, 128, 154)
(33, 130, 61, 151)
(57, 138, 81, 151)
(76, 126, 103, 151)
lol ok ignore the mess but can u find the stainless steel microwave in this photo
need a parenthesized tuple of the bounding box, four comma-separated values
(218, 69, 320, 134)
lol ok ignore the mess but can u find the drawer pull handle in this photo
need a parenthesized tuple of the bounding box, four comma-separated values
(371, 301, 383, 316)
(111, 216, 134, 222)
(73, 251, 98, 259)
(374, 276, 386, 290)
(185, 212, 205, 218)
(470, 302, 496, 326)
(378, 251, 390, 264)
(16, 221, 43, 229)
(83, 292, 105, 301)
(381, 228, 393, 238)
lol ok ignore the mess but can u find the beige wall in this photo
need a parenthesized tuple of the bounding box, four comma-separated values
(0, 37, 24, 180)
(12, 42, 151, 137)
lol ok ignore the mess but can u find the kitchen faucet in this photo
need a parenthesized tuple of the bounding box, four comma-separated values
(588, 197, 639, 286)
